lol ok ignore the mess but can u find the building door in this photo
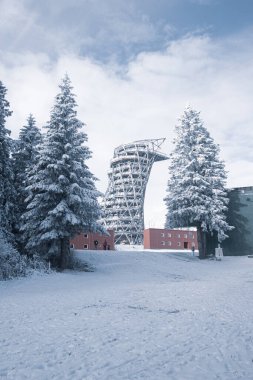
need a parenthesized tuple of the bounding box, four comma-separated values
(184, 242, 188, 249)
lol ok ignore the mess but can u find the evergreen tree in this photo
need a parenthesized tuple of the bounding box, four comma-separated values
(164, 106, 231, 258)
(12, 114, 42, 243)
(21, 75, 104, 268)
(0, 81, 16, 238)
(0, 229, 28, 280)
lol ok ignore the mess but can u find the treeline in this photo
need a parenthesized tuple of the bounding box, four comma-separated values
(0, 75, 104, 279)
(1, 74, 237, 279)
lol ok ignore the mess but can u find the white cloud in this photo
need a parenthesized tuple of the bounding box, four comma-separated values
(0, 0, 36, 51)
(0, 0, 168, 60)
(0, 33, 252, 227)
(0, 0, 29, 31)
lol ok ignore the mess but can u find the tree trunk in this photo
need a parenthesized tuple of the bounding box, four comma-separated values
(60, 237, 70, 270)
(197, 225, 207, 259)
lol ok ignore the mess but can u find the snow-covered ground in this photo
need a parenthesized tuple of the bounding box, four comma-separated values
(1, 250, 253, 380)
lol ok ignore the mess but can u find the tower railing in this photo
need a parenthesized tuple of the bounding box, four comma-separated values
(102, 139, 168, 245)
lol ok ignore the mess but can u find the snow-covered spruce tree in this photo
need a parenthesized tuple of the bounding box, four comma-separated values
(0, 81, 16, 239)
(164, 106, 232, 259)
(21, 75, 104, 269)
(12, 114, 42, 246)
(0, 229, 28, 280)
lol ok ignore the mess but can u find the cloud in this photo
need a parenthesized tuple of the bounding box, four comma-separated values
(0, 0, 171, 62)
(0, 33, 253, 227)
(0, 0, 39, 52)
(0, 0, 30, 31)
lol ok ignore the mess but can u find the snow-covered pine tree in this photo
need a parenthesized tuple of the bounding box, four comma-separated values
(21, 75, 104, 268)
(0, 81, 16, 239)
(164, 105, 232, 259)
(12, 114, 42, 244)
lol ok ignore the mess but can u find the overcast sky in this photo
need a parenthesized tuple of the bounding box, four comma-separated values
(1, 0, 253, 228)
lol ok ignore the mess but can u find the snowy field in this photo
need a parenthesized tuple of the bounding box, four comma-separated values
(1, 250, 253, 380)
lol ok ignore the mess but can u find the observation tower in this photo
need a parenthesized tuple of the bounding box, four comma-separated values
(102, 138, 168, 245)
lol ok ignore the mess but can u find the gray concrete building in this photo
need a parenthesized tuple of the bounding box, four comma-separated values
(222, 186, 253, 255)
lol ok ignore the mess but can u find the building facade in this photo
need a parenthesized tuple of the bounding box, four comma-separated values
(70, 230, 115, 250)
(222, 186, 253, 255)
(102, 139, 168, 245)
(144, 228, 198, 250)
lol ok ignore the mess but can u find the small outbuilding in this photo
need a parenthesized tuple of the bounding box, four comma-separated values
(144, 228, 198, 250)
(70, 230, 115, 251)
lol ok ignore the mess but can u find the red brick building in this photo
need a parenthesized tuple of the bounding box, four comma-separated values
(144, 228, 198, 250)
(70, 230, 115, 250)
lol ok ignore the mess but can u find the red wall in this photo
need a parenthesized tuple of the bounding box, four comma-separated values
(70, 230, 115, 250)
(144, 228, 198, 250)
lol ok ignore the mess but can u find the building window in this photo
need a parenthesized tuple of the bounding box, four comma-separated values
(161, 233, 164, 237)
(168, 241, 171, 246)
(84, 234, 88, 238)
(177, 242, 181, 246)
(184, 234, 187, 238)
(177, 234, 181, 238)
(168, 233, 171, 238)
(83, 244, 88, 249)
(161, 241, 165, 246)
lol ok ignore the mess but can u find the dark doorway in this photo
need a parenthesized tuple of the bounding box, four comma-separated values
(184, 242, 188, 249)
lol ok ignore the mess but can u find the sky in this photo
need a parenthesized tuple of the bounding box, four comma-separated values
(0, 0, 253, 228)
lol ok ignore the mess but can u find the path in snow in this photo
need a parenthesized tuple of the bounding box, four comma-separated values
(0, 250, 253, 380)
